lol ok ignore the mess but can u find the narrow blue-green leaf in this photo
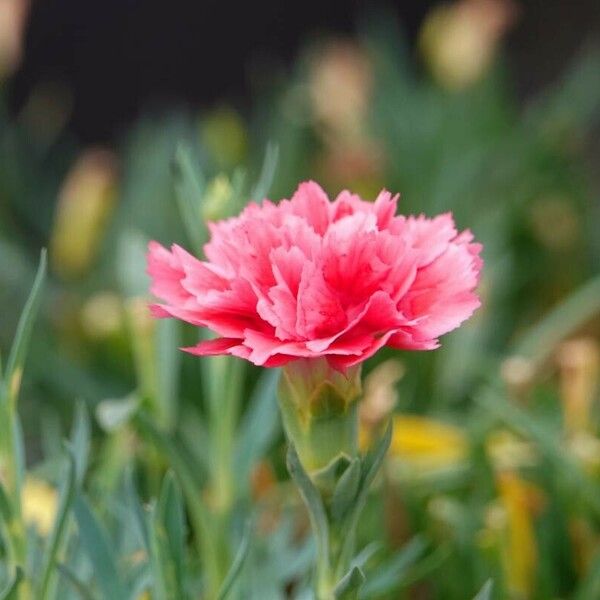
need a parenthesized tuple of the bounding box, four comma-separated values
(124, 468, 150, 551)
(3, 249, 46, 408)
(234, 368, 281, 485)
(127, 568, 152, 600)
(116, 231, 149, 299)
(134, 413, 218, 588)
(216, 520, 252, 600)
(147, 502, 169, 600)
(286, 444, 330, 576)
(359, 536, 428, 599)
(475, 384, 600, 517)
(38, 444, 77, 600)
(512, 273, 600, 364)
(172, 144, 206, 254)
(473, 579, 493, 600)
(57, 564, 98, 600)
(350, 543, 382, 571)
(70, 401, 90, 485)
(331, 458, 361, 523)
(334, 566, 366, 599)
(339, 422, 392, 569)
(0, 566, 23, 600)
(73, 495, 128, 600)
(251, 143, 279, 201)
(155, 318, 180, 431)
(156, 471, 186, 596)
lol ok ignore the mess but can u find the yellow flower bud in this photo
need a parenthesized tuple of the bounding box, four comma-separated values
(419, 0, 518, 91)
(50, 149, 118, 279)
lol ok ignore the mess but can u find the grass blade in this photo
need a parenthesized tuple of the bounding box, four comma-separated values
(216, 520, 252, 600)
(2, 249, 46, 408)
(73, 495, 128, 600)
(38, 444, 77, 600)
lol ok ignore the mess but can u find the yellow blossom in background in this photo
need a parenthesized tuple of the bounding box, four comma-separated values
(308, 40, 373, 141)
(556, 338, 599, 435)
(384, 414, 468, 479)
(496, 471, 542, 598)
(307, 39, 385, 194)
(50, 148, 118, 279)
(0, 0, 29, 79)
(22, 476, 58, 537)
(201, 107, 248, 169)
(567, 432, 600, 476)
(486, 430, 537, 472)
(419, 0, 518, 91)
(500, 356, 536, 397)
(80, 292, 124, 340)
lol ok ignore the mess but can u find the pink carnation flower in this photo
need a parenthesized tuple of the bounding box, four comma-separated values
(147, 181, 482, 371)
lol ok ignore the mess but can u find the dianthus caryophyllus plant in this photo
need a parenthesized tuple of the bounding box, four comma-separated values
(147, 181, 482, 598)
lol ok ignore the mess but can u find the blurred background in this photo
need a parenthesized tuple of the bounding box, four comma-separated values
(1, 0, 600, 598)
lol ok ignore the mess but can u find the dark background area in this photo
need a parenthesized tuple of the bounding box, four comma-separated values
(8, 0, 600, 144)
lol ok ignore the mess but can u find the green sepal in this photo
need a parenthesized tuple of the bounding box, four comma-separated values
(313, 453, 352, 499)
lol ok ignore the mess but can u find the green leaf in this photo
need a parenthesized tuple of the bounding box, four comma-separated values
(512, 273, 600, 365)
(358, 536, 429, 599)
(155, 317, 181, 431)
(338, 422, 392, 570)
(216, 520, 252, 600)
(156, 471, 186, 596)
(70, 401, 90, 485)
(73, 495, 128, 600)
(475, 384, 600, 517)
(172, 143, 206, 254)
(0, 480, 13, 524)
(473, 579, 494, 600)
(57, 564, 98, 600)
(331, 458, 361, 523)
(349, 543, 382, 571)
(124, 468, 150, 551)
(251, 143, 279, 201)
(38, 444, 78, 600)
(0, 566, 23, 600)
(96, 395, 140, 432)
(116, 231, 150, 299)
(134, 413, 218, 591)
(334, 566, 366, 599)
(146, 501, 169, 600)
(286, 444, 331, 579)
(234, 368, 281, 486)
(2, 249, 46, 408)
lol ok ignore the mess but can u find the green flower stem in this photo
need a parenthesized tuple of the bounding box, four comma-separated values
(279, 359, 390, 599)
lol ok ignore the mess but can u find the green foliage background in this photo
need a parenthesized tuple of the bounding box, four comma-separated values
(0, 11, 600, 600)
